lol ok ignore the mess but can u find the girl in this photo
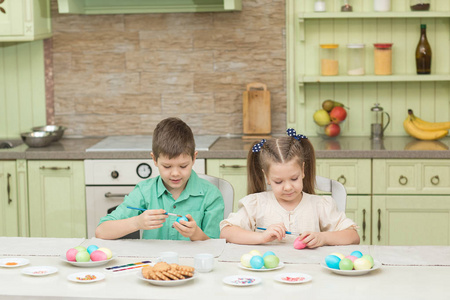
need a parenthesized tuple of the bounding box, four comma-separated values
(219, 128, 360, 248)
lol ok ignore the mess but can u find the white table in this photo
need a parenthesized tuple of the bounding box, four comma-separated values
(0, 239, 449, 299)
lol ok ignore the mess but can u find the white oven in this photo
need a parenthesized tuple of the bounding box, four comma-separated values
(85, 159, 205, 238)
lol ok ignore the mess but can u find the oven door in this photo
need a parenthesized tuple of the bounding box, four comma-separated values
(86, 186, 140, 238)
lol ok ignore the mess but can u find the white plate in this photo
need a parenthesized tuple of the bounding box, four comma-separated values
(273, 273, 312, 284)
(67, 272, 105, 283)
(320, 260, 381, 276)
(223, 275, 262, 287)
(136, 271, 196, 286)
(238, 261, 284, 272)
(22, 266, 58, 276)
(0, 258, 30, 268)
(60, 255, 116, 267)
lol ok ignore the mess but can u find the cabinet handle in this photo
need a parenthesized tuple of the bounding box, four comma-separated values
(337, 175, 346, 185)
(40, 166, 71, 171)
(362, 208, 366, 242)
(398, 175, 408, 185)
(431, 175, 440, 185)
(220, 164, 246, 169)
(104, 192, 128, 198)
(7, 173, 12, 204)
(377, 209, 381, 242)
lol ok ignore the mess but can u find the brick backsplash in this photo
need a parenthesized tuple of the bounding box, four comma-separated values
(48, 0, 287, 137)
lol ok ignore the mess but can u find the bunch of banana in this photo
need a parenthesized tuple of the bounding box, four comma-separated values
(403, 109, 450, 141)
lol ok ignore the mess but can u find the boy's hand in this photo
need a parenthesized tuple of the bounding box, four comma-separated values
(298, 231, 325, 248)
(134, 209, 168, 230)
(260, 223, 287, 243)
(173, 214, 199, 238)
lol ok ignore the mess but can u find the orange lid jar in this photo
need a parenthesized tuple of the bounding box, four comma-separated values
(320, 44, 339, 76)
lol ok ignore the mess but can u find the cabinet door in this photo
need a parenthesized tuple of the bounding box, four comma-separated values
(0, 0, 24, 36)
(207, 159, 247, 213)
(373, 196, 450, 246)
(346, 196, 371, 245)
(28, 161, 86, 238)
(0, 161, 18, 236)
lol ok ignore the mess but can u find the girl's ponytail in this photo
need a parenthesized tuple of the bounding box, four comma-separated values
(247, 141, 267, 194)
(299, 138, 316, 195)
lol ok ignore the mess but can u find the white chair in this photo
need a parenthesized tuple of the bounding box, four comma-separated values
(315, 175, 347, 212)
(198, 174, 234, 219)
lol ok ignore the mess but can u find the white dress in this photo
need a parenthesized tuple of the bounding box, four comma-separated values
(219, 191, 357, 243)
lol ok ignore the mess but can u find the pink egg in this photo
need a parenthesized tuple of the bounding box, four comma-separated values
(346, 255, 358, 262)
(66, 248, 78, 261)
(293, 237, 307, 250)
(90, 250, 108, 261)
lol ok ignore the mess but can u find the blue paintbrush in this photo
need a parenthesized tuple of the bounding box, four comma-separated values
(256, 227, 301, 236)
(126, 206, 182, 217)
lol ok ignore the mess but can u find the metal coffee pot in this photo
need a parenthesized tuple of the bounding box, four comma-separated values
(371, 103, 390, 139)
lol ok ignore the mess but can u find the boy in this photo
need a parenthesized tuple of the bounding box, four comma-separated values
(95, 117, 224, 241)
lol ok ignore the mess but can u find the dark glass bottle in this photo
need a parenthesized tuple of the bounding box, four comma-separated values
(415, 24, 432, 75)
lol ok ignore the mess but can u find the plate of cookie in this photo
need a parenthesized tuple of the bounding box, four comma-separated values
(137, 262, 196, 286)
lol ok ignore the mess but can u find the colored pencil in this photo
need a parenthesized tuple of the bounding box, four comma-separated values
(256, 227, 301, 236)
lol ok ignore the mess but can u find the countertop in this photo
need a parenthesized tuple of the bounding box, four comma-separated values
(1, 136, 450, 160)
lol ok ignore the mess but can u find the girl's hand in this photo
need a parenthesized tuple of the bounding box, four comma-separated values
(173, 214, 199, 238)
(260, 223, 287, 243)
(134, 209, 167, 230)
(298, 231, 326, 248)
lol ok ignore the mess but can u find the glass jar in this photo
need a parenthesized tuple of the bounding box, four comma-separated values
(374, 0, 391, 12)
(341, 0, 353, 12)
(410, 0, 430, 11)
(347, 44, 365, 75)
(320, 44, 339, 76)
(374, 43, 393, 75)
(314, 0, 326, 12)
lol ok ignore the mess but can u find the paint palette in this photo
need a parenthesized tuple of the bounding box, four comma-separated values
(104, 261, 152, 273)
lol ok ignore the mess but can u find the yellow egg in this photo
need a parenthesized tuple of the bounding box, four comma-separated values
(354, 258, 372, 270)
(97, 247, 113, 259)
(240, 253, 253, 268)
(249, 250, 262, 257)
(330, 252, 345, 260)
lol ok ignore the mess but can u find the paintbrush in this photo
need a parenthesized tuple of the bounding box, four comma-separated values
(256, 227, 301, 236)
(126, 206, 182, 217)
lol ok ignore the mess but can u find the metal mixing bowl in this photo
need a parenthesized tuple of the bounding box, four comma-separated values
(21, 131, 54, 148)
(32, 125, 66, 142)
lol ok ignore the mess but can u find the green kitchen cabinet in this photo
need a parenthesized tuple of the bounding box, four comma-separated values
(0, 0, 52, 42)
(0, 161, 18, 236)
(345, 196, 371, 245)
(27, 160, 86, 238)
(206, 159, 247, 213)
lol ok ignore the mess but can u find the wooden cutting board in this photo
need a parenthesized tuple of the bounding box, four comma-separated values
(242, 82, 271, 138)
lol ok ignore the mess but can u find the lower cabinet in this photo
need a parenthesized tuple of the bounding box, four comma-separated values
(0, 160, 19, 236)
(28, 160, 86, 238)
(346, 196, 371, 246)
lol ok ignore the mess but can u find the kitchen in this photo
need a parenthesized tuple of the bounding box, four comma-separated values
(1, 0, 450, 298)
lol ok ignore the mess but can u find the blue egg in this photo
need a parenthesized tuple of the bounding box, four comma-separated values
(176, 216, 188, 223)
(250, 255, 265, 269)
(350, 250, 363, 258)
(325, 255, 341, 269)
(86, 245, 99, 254)
(263, 251, 276, 258)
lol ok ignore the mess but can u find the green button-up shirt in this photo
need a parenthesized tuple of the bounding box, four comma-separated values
(99, 170, 224, 240)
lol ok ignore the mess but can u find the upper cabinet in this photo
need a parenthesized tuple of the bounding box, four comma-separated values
(0, 0, 52, 42)
(57, 0, 242, 14)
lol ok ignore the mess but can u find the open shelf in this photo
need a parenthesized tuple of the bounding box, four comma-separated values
(301, 74, 450, 83)
(299, 12, 450, 19)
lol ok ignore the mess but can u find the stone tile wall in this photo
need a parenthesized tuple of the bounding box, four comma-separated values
(49, 0, 286, 136)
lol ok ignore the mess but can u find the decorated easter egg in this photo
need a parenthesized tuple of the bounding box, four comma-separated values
(345, 255, 358, 262)
(240, 253, 253, 268)
(86, 245, 99, 254)
(74, 246, 87, 252)
(75, 251, 91, 262)
(354, 258, 372, 270)
(362, 254, 374, 268)
(66, 248, 78, 262)
(263, 251, 276, 258)
(90, 250, 108, 261)
(331, 252, 345, 260)
(249, 250, 262, 257)
(250, 255, 264, 269)
(293, 237, 307, 249)
(339, 258, 354, 270)
(325, 255, 341, 270)
(350, 250, 363, 258)
(176, 216, 189, 223)
(263, 255, 280, 269)
(97, 247, 113, 259)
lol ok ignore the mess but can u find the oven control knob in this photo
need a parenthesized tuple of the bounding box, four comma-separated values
(111, 170, 119, 179)
(137, 163, 152, 179)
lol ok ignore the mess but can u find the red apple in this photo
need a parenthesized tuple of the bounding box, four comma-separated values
(325, 123, 340, 137)
(330, 106, 347, 123)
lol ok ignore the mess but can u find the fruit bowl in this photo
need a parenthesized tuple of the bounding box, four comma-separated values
(316, 120, 346, 138)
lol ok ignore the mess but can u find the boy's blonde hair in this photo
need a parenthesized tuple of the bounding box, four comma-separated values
(152, 117, 195, 160)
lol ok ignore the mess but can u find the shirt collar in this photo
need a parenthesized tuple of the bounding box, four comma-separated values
(156, 170, 204, 199)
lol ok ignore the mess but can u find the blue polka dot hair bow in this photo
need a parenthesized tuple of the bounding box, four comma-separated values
(252, 139, 267, 153)
(287, 128, 308, 140)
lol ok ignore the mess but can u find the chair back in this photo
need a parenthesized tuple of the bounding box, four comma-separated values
(198, 174, 234, 219)
(315, 175, 347, 212)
